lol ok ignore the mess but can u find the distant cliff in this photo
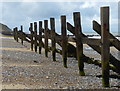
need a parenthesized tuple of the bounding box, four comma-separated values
(0, 23, 13, 35)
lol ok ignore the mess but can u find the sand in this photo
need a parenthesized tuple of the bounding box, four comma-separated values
(1, 35, 120, 89)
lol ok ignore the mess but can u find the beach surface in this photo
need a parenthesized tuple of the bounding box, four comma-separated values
(1, 35, 120, 89)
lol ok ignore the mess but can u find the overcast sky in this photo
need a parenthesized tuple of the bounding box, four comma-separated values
(0, 1, 119, 33)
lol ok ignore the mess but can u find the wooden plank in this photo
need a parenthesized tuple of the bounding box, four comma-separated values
(44, 20, 48, 57)
(101, 7, 110, 87)
(35, 31, 62, 41)
(55, 36, 62, 41)
(40, 28, 62, 42)
(73, 12, 85, 76)
(39, 21, 42, 54)
(34, 22, 37, 52)
(67, 22, 75, 34)
(26, 34, 31, 39)
(29, 23, 34, 51)
(50, 18, 56, 61)
(17, 31, 22, 39)
(61, 16, 68, 68)
(82, 38, 101, 45)
(20, 25, 23, 45)
(93, 20, 120, 51)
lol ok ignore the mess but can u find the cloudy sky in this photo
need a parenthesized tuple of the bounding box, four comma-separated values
(0, 0, 119, 34)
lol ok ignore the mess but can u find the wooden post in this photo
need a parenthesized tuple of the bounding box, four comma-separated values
(61, 16, 67, 68)
(13, 28, 16, 40)
(50, 18, 56, 61)
(29, 23, 34, 51)
(39, 21, 42, 54)
(34, 22, 37, 52)
(16, 27, 18, 42)
(20, 25, 23, 45)
(73, 12, 85, 76)
(101, 7, 110, 87)
(44, 20, 48, 57)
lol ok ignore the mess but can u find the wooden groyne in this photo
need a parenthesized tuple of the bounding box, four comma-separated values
(13, 6, 120, 87)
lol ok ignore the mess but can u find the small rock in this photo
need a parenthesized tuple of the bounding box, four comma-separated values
(33, 60, 38, 63)
(65, 86, 76, 89)
(59, 86, 63, 88)
(54, 82, 57, 85)
(46, 76, 49, 79)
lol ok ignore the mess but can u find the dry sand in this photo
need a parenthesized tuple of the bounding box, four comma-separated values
(1, 35, 120, 89)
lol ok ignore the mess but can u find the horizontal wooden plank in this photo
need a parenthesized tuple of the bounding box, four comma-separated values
(20, 31, 119, 46)
(82, 38, 101, 45)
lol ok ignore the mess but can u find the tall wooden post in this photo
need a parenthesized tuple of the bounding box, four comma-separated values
(39, 21, 42, 54)
(16, 27, 18, 42)
(73, 12, 85, 76)
(34, 22, 37, 52)
(61, 16, 67, 68)
(50, 18, 56, 61)
(20, 25, 23, 45)
(29, 23, 34, 51)
(101, 7, 110, 87)
(44, 20, 48, 57)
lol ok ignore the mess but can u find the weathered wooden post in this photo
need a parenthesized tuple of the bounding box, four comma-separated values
(34, 22, 37, 52)
(44, 20, 48, 57)
(39, 21, 42, 54)
(20, 25, 23, 45)
(29, 23, 34, 51)
(61, 16, 68, 68)
(13, 28, 16, 40)
(73, 12, 85, 76)
(16, 27, 18, 42)
(101, 7, 110, 87)
(50, 18, 56, 61)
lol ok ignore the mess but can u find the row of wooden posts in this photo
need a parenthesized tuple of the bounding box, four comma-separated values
(13, 6, 120, 87)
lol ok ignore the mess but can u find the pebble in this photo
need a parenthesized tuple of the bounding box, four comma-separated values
(46, 76, 49, 79)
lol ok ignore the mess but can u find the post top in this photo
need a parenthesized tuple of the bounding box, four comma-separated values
(50, 17, 55, 19)
(61, 15, 66, 17)
(44, 20, 48, 21)
(101, 6, 109, 9)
